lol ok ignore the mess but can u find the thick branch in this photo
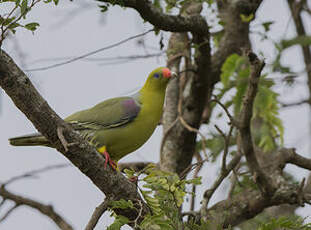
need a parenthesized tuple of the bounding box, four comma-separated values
(161, 2, 211, 175)
(199, 148, 311, 227)
(104, 0, 208, 35)
(0, 49, 147, 221)
(0, 186, 73, 230)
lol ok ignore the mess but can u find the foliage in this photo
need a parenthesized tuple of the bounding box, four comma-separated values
(0, 0, 58, 45)
(218, 54, 283, 152)
(257, 216, 311, 230)
(107, 165, 205, 230)
(1, 0, 311, 229)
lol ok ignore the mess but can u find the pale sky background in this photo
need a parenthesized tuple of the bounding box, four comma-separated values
(0, 0, 311, 229)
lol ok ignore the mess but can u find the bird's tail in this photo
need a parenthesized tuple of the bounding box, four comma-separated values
(9, 133, 50, 147)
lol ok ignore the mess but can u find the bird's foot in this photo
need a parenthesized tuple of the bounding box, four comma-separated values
(128, 176, 138, 184)
(102, 151, 117, 170)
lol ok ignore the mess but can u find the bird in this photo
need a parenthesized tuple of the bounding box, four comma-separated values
(9, 67, 175, 169)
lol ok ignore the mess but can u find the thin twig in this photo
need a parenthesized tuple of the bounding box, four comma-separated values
(118, 162, 154, 173)
(27, 52, 165, 66)
(281, 99, 309, 108)
(0, 204, 19, 223)
(297, 177, 306, 206)
(0, 0, 41, 47)
(228, 172, 238, 199)
(190, 152, 203, 212)
(0, 198, 6, 210)
(179, 159, 208, 180)
(238, 51, 274, 196)
(214, 125, 234, 173)
(133, 200, 143, 229)
(85, 199, 110, 230)
(4, 163, 70, 186)
(0, 185, 73, 230)
(25, 29, 154, 72)
(57, 126, 69, 152)
(200, 152, 242, 210)
(210, 98, 238, 127)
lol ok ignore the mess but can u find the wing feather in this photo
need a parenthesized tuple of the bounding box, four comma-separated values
(65, 96, 141, 131)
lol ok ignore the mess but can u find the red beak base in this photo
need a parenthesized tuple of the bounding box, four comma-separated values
(162, 68, 171, 78)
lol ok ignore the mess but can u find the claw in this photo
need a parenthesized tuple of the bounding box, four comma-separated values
(102, 151, 117, 170)
(128, 176, 138, 184)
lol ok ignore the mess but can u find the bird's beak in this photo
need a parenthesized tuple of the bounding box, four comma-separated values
(171, 72, 178, 78)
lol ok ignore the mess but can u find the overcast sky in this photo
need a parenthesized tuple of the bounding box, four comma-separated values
(0, 0, 311, 229)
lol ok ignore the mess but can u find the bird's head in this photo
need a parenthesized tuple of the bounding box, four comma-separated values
(142, 67, 176, 92)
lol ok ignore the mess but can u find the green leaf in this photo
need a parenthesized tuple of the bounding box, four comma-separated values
(165, 0, 177, 13)
(20, 0, 28, 17)
(107, 215, 129, 230)
(140, 214, 174, 230)
(153, 0, 161, 9)
(0, 17, 16, 26)
(98, 4, 109, 13)
(262, 21, 274, 32)
(24, 22, 39, 31)
(7, 22, 21, 33)
(240, 13, 254, 22)
(281, 35, 311, 49)
(109, 199, 134, 210)
(124, 168, 135, 178)
(220, 54, 242, 87)
(257, 216, 311, 230)
(218, 53, 283, 153)
(185, 177, 202, 185)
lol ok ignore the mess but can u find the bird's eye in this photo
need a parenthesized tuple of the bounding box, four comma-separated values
(154, 73, 160, 78)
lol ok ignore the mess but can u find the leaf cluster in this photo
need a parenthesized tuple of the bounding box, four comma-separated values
(0, 0, 58, 43)
(219, 54, 283, 152)
(107, 165, 204, 230)
(257, 216, 311, 230)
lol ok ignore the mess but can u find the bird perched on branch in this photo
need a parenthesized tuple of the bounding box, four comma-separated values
(9, 67, 175, 169)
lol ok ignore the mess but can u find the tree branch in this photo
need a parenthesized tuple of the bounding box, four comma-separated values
(85, 199, 110, 230)
(280, 99, 309, 108)
(237, 52, 274, 195)
(25, 30, 154, 72)
(160, 2, 210, 175)
(0, 185, 73, 230)
(0, 49, 147, 221)
(118, 162, 154, 172)
(210, 0, 262, 84)
(201, 152, 242, 212)
(199, 148, 311, 228)
(4, 163, 70, 186)
(288, 0, 311, 98)
(202, 0, 263, 123)
(277, 148, 311, 171)
(0, 204, 19, 223)
(102, 0, 209, 34)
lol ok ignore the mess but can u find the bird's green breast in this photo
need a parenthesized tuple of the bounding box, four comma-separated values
(95, 90, 165, 161)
